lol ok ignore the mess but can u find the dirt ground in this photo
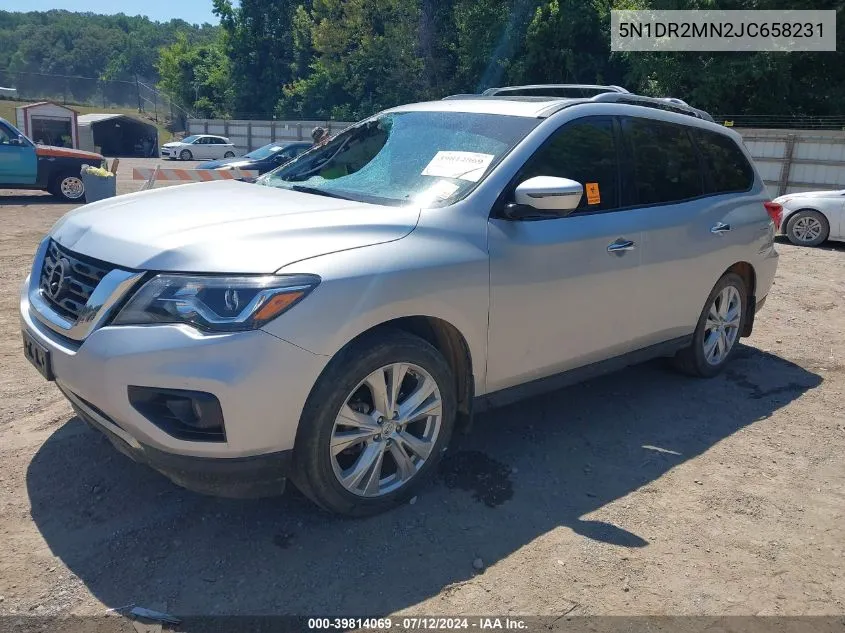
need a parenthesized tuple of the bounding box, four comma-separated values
(0, 158, 843, 620)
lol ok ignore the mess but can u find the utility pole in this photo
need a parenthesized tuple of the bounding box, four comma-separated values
(135, 74, 142, 113)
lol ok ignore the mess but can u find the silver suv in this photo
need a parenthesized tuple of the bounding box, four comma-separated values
(21, 86, 781, 516)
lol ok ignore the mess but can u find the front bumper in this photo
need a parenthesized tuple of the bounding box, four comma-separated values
(68, 388, 292, 497)
(21, 278, 329, 494)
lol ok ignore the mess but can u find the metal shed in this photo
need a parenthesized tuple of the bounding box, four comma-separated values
(77, 113, 159, 157)
(15, 101, 78, 148)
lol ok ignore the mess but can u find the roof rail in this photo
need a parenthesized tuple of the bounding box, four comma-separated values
(588, 92, 715, 122)
(441, 94, 481, 100)
(482, 84, 629, 97)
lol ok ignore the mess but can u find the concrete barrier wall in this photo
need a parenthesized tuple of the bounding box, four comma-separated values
(736, 128, 845, 196)
(187, 119, 354, 155)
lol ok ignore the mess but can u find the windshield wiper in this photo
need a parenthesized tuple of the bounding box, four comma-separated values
(289, 184, 354, 201)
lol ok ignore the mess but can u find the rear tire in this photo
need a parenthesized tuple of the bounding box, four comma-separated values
(49, 172, 85, 202)
(673, 273, 747, 378)
(179, 149, 193, 161)
(291, 329, 456, 517)
(785, 210, 829, 247)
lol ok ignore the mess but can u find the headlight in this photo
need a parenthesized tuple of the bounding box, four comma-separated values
(112, 274, 320, 332)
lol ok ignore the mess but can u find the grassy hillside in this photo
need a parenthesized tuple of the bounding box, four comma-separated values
(0, 99, 174, 143)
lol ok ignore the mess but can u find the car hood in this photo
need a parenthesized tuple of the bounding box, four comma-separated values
(49, 180, 420, 273)
(162, 141, 184, 148)
(777, 190, 845, 203)
(35, 145, 103, 161)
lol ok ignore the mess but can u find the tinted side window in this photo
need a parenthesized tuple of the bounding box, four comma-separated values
(624, 118, 703, 205)
(519, 118, 619, 211)
(693, 129, 754, 193)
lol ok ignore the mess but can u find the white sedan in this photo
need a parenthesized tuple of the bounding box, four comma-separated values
(160, 135, 238, 161)
(774, 189, 845, 246)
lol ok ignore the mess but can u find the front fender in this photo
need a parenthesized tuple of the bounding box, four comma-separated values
(264, 231, 490, 395)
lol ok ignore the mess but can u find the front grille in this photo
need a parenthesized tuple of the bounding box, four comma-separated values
(39, 240, 114, 321)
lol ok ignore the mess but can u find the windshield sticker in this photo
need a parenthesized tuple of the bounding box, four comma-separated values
(415, 180, 461, 205)
(421, 151, 495, 182)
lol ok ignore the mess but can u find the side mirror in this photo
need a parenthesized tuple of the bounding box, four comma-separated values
(513, 176, 583, 212)
(8, 135, 25, 146)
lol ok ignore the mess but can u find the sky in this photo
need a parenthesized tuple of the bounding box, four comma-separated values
(0, 0, 220, 25)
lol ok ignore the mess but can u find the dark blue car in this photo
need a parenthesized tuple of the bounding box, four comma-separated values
(196, 141, 312, 175)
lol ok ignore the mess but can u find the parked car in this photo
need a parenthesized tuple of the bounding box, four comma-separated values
(160, 135, 237, 161)
(0, 116, 106, 202)
(21, 86, 780, 516)
(772, 189, 844, 246)
(197, 141, 312, 175)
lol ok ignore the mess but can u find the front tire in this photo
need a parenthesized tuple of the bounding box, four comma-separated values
(49, 172, 85, 202)
(179, 149, 193, 161)
(291, 330, 456, 516)
(223, 151, 235, 158)
(673, 273, 747, 378)
(785, 210, 829, 247)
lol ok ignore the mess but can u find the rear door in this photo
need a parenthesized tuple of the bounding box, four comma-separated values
(0, 121, 37, 185)
(621, 117, 760, 345)
(212, 137, 229, 159)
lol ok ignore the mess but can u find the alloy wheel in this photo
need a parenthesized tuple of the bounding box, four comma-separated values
(330, 362, 443, 497)
(791, 216, 823, 243)
(703, 285, 742, 366)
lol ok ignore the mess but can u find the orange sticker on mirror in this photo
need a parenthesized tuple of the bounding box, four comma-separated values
(585, 182, 600, 205)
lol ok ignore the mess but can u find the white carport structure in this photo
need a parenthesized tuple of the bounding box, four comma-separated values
(77, 113, 159, 157)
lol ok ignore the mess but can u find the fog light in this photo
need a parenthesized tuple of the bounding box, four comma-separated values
(128, 386, 225, 442)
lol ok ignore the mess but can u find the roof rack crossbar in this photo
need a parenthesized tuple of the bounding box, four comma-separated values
(588, 92, 715, 122)
(482, 84, 629, 96)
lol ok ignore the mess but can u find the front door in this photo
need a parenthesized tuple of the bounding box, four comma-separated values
(0, 122, 37, 185)
(486, 117, 644, 393)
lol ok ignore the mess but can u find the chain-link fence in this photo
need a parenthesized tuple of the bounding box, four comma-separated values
(0, 69, 190, 131)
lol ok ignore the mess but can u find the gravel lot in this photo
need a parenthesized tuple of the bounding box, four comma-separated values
(1, 158, 844, 619)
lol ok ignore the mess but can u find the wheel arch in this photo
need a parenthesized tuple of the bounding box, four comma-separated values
(318, 315, 475, 422)
(721, 261, 756, 337)
(780, 206, 829, 234)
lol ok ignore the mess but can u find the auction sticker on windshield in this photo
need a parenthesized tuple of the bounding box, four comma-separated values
(422, 151, 495, 182)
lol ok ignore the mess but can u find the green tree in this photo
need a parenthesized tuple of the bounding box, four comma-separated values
(280, 0, 425, 120)
(213, 0, 300, 118)
(157, 32, 233, 118)
(512, 0, 626, 86)
(620, 0, 845, 116)
(0, 10, 218, 106)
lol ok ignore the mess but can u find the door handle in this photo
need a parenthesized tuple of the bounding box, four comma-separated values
(711, 222, 731, 234)
(607, 239, 636, 253)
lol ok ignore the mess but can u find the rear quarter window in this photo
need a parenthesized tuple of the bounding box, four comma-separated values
(692, 129, 754, 194)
